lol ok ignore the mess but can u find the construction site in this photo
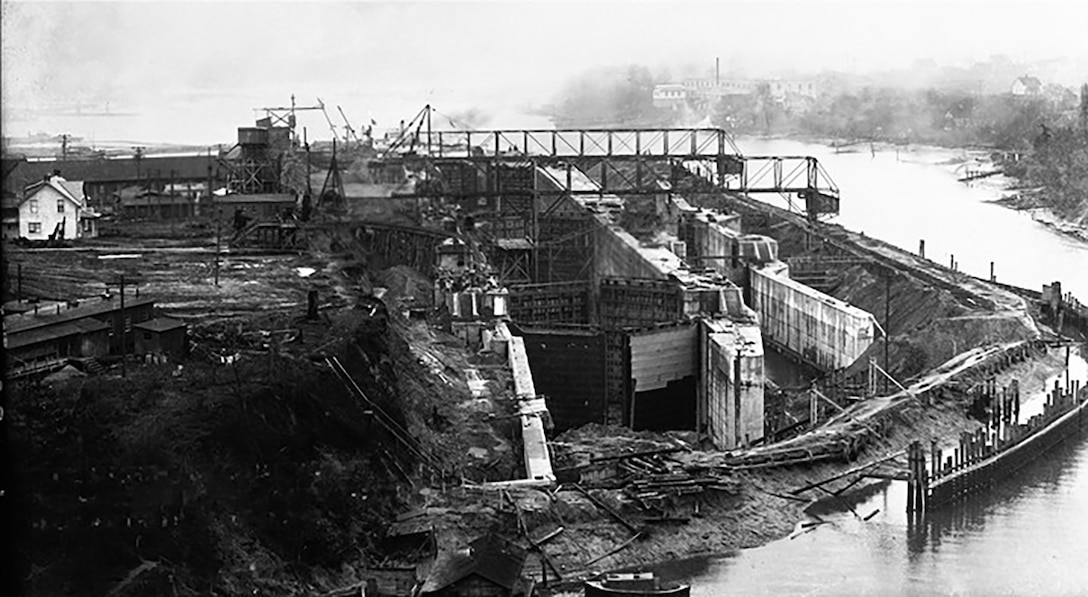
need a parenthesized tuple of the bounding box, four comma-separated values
(3, 102, 1087, 596)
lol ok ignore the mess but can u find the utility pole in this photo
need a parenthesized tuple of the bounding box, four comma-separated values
(884, 271, 891, 395)
(120, 274, 127, 378)
(134, 146, 145, 191)
(304, 127, 311, 197)
(214, 208, 221, 286)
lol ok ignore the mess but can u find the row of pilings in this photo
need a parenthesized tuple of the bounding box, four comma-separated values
(907, 372, 1086, 515)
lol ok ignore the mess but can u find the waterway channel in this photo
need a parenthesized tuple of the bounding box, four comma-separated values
(657, 139, 1088, 596)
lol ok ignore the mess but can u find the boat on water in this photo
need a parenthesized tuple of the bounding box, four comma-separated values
(584, 572, 690, 597)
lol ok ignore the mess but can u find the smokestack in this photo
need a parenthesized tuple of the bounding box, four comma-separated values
(716, 57, 720, 86)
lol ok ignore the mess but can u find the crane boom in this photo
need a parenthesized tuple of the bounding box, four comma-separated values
(315, 98, 339, 141)
(337, 105, 360, 144)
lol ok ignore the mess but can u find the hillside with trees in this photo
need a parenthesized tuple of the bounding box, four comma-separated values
(547, 65, 676, 128)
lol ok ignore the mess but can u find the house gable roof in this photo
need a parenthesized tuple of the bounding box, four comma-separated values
(1015, 76, 1042, 90)
(420, 534, 526, 594)
(23, 176, 84, 208)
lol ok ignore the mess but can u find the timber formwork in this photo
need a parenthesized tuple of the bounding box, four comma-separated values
(537, 214, 595, 283)
(508, 281, 591, 325)
(598, 278, 683, 330)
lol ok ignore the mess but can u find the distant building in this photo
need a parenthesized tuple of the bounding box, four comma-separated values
(133, 316, 188, 361)
(767, 79, 817, 100)
(652, 84, 688, 109)
(119, 187, 204, 220)
(2, 192, 19, 239)
(18, 175, 100, 240)
(3, 154, 215, 211)
(1011, 75, 1043, 96)
(213, 193, 297, 222)
(2, 157, 20, 238)
(677, 77, 817, 104)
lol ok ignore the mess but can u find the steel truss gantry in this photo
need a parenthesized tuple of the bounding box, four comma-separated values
(387, 123, 839, 213)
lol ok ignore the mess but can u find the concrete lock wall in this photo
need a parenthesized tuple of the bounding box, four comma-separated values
(593, 222, 679, 281)
(519, 327, 607, 431)
(704, 322, 764, 450)
(629, 323, 698, 431)
(508, 336, 554, 483)
(750, 263, 875, 371)
(682, 214, 743, 281)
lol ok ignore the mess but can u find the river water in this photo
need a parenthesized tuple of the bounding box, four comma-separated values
(737, 138, 1088, 301)
(658, 138, 1088, 596)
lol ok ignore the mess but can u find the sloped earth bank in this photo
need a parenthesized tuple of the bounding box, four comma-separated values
(5, 258, 522, 596)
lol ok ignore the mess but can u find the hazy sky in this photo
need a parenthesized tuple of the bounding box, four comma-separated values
(2, 0, 1086, 144)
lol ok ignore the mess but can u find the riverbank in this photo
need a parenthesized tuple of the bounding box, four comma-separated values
(988, 192, 1088, 243)
(536, 341, 1073, 596)
(735, 132, 1088, 245)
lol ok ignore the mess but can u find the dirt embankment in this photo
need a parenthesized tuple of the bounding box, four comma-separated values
(5, 244, 523, 596)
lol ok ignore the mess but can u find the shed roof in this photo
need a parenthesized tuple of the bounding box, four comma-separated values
(4, 295, 155, 334)
(421, 534, 526, 593)
(133, 316, 187, 333)
(214, 193, 296, 205)
(6, 317, 110, 350)
(6, 154, 213, 188)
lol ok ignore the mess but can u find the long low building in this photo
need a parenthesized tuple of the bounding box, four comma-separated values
(3, 293, 158, 377)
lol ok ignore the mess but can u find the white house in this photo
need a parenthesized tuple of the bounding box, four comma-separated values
(19, 175, 100, 240)
(1011, 75, 1043, 96)
(652, 84, 688, 109)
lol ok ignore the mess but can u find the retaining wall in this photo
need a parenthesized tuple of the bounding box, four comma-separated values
(750, 262, 876, 372)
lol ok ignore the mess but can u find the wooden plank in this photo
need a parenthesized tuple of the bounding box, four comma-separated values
(572, 483, 639, 534)
(583, 532, 643, 567)
(790, 451, 906, 495)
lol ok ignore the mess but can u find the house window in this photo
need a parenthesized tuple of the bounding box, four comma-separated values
(143, 332, 152, 340)
(124, 315, 132, 332)
(57, 199, 65, 213)
(28, 222, 41, 234)
(29, 199, 38, 213)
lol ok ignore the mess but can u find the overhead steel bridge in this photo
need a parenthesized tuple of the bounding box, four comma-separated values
(381, 115, 839, 220)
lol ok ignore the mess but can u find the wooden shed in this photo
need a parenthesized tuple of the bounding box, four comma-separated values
(419, 534, 531, 597)
(133, 316, 188, 360)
